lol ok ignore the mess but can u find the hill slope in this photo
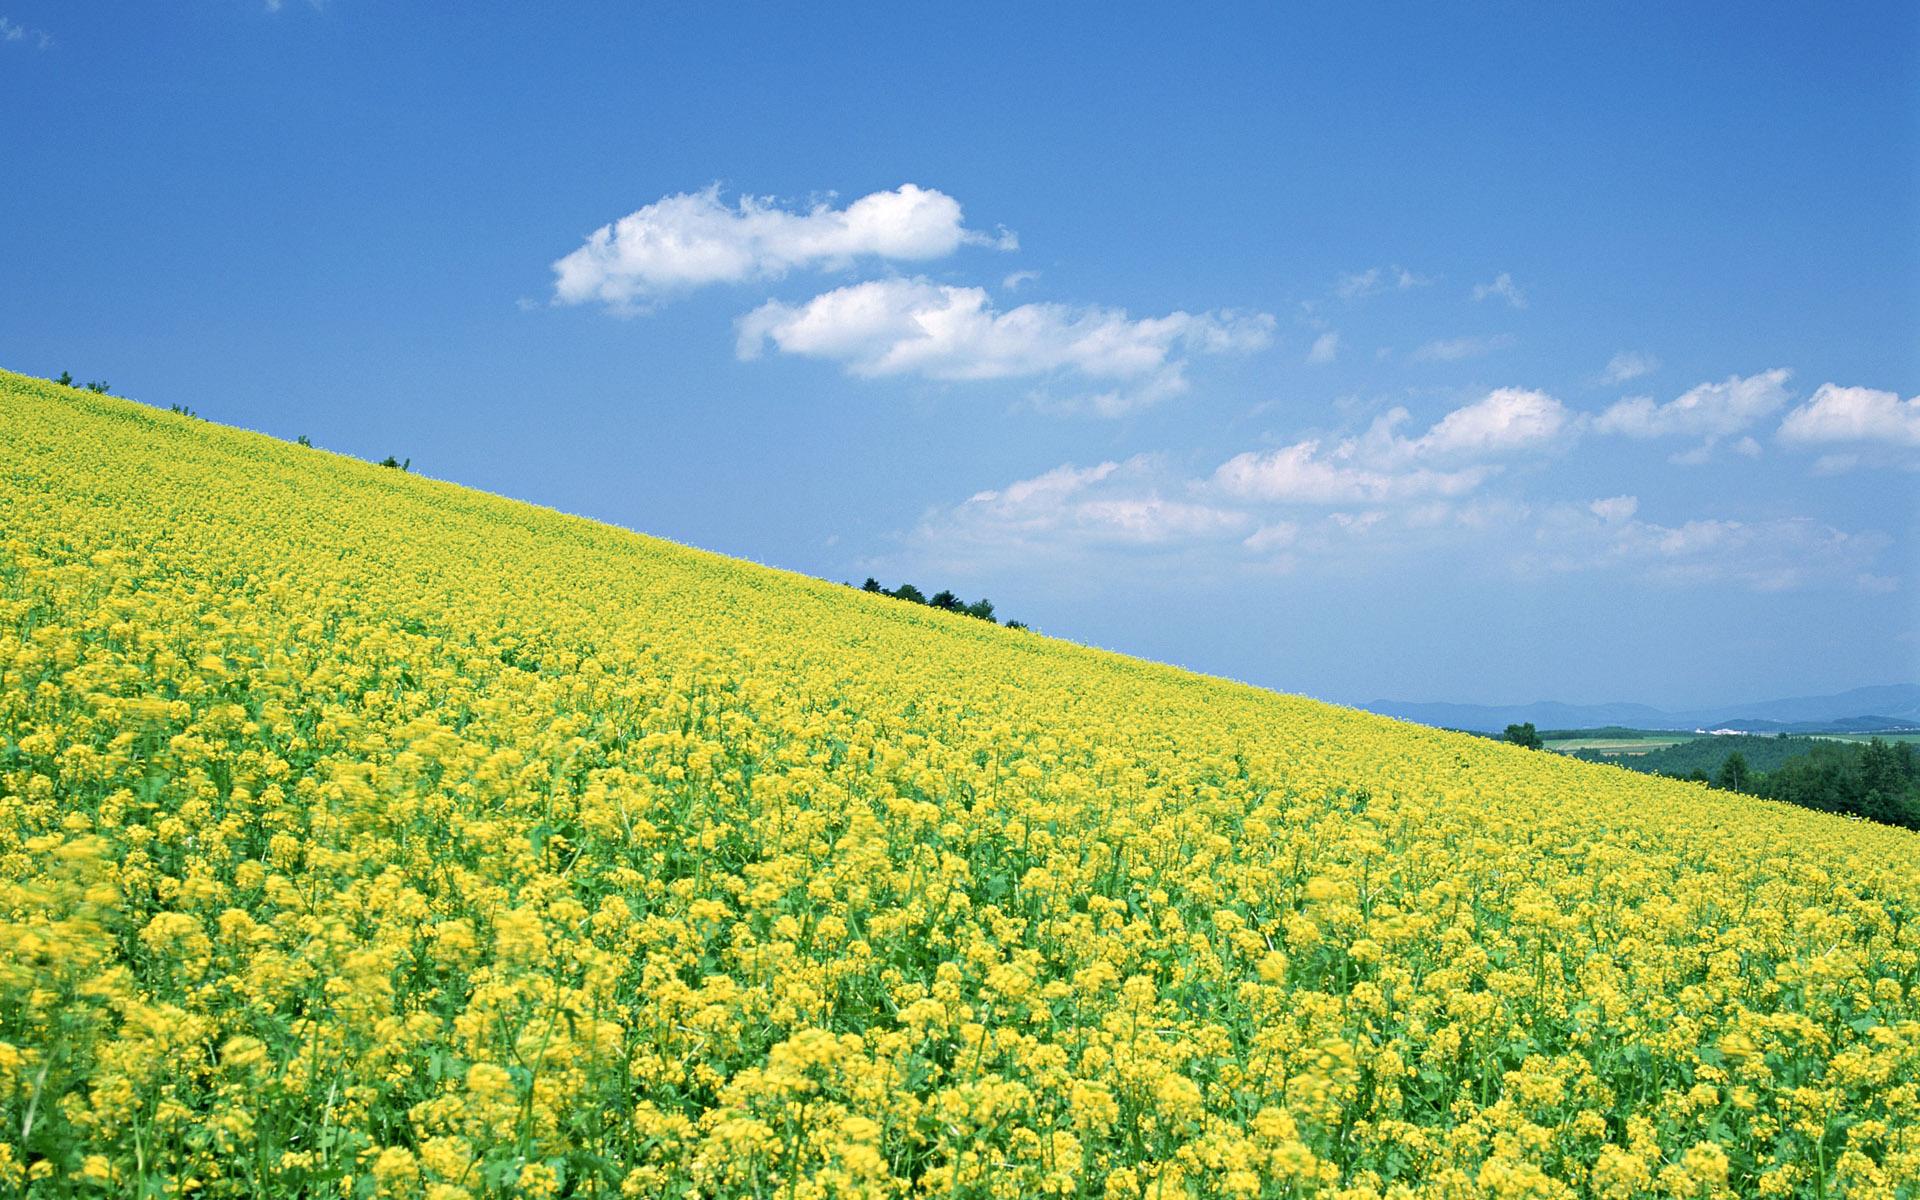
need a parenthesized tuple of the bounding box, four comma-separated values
(2, 371, 1915, 1197)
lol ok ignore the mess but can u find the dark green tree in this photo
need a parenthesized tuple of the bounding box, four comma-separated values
(1715, 751, 1751, 793)
(55, 371, 72, 387)
(964, 597, 996, 622)
(1861, 738, 1902, 796)
(861, 578, 883, 593)
(1504, 722, 1544, 750)
(928, 589, 963, 612)
(890, 583, 927, 605)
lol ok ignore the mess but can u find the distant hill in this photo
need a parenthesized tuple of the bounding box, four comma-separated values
(1366, 684, 1920, 734)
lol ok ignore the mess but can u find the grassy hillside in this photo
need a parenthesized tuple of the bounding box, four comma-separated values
(1, 370, 1916, 1198)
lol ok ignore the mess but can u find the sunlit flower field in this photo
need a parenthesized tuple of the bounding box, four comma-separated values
(1, 370, 1915, 1198)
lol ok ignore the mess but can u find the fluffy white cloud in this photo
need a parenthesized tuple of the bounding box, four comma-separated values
(1412, 334, 1515, 362)
(737, 278, 1274, 414)
(1213, 441, 1489, 504)
(919, 442, 1519, 573)
(1594, 369, 1790, 442)
(552, 184, 1011, 308)
(1306, 331, 1340, 365)
(1778, 384, 1920, 449)
(1213, 388, 1570, 504)
(1602, 351, 1659, 384)
(1412, 387, 1571, 459)
(927, 457, 1249, 554)
(1472, 273, 1527, 309)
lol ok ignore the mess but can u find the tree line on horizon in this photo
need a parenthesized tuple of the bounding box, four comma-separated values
(858, 578, 1026, 631)
(1676, 737, 1919, 830)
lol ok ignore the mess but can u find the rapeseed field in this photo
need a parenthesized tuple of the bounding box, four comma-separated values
(1, 369, 1914, 1198)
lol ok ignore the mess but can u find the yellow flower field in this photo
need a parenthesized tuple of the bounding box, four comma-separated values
(0, 369, 1915, 1198)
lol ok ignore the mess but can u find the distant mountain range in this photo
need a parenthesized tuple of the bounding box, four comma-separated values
(1363, 683, 1920, 734)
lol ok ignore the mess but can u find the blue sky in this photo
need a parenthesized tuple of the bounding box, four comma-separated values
(3, 2, 1915, 708)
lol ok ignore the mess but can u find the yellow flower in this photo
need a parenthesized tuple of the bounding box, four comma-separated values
(1682, 1142, 1730, 1190)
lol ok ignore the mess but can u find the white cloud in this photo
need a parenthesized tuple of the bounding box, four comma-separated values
(1595, 369, 1789, 439)
(1602, 351, 1659, 384)
(1335, 266, 1431, 301)
(922, 456, 1250, 557)
(736, 277, 1274, 414)
(1472, 273, 1527, 309)
(1593, 368, 1791, 461)
(912, 454, 1525, 575)
(1412, 334, 1515, 362)
(1778, 384, 1920, 450)
(1329, 510, 1388, 533)
(1213, 388, 1571, 505)
(1528, 503, 1891, 593)
(1306, 331, 1340, 365)
(1411, 387, 1571, 460)
(1664, 435, 1761, 466)
(1588, 495, 1638, 523)
(967, 460, 1119, 513)
(551, 184, 1012, 309)
(889, 361, 1897, 594)
(1071, 497, 1252, 542)
(1242, 522, 1300, 552)
(1213, 440, 1491, 505)
(0, 14, 49, 46)
(905, 440, 1892, 596)
(1002, 270, 1041, 291)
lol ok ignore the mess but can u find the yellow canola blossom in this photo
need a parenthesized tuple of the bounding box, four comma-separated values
(0, 369, 1916, 1198)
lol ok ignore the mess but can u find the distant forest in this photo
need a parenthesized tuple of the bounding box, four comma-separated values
(1577, 735, 1920, 830)
(1577, 734, 1832, 777)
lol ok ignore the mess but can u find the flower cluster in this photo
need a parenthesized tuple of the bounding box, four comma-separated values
(1, 370, 1916, 1197)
